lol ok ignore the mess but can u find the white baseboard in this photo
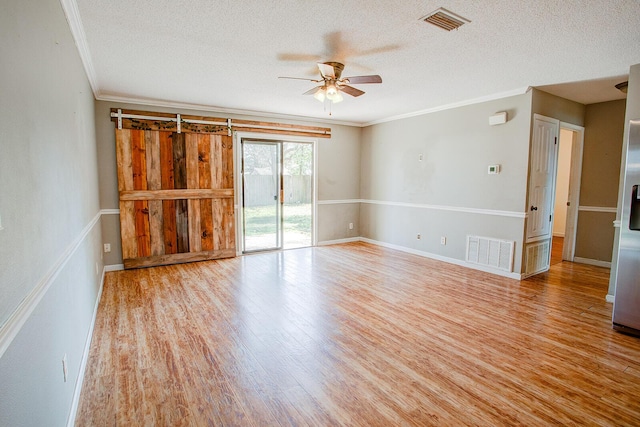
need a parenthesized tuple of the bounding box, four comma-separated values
(104, 264, 124, 272)
(573, 257, 612, 268)
(67, 265, 106, 427)
(552, 232, 565, 237)
(359, 237, 522, 280)
(606, 294, 615, 303)
(317, 237, 361, 246)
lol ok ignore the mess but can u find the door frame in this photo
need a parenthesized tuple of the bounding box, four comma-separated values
(233, 131, 318, 254)
(241, 139, 282, 253)
(558, 121, 585, 261)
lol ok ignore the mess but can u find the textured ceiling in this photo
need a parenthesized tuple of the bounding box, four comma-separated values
(70, 0, 640, 125)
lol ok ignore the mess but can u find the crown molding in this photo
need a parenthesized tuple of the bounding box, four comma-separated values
(362, 87, 530, 127)
(59, 0, 99, 96)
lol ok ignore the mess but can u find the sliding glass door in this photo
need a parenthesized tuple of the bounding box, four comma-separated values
(282, 142, 313, 249)
(241, 139, 313, 252)
(242, 141, 281, 252)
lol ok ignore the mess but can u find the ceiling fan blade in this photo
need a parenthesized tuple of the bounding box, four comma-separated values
(302, 85, 323, 95)
(277, 53, 323, 62)
(343, 75, 382, 84)
(279, 77, 322, 84)
(339, 85, 365, 97)
(317, 63, 335, 79)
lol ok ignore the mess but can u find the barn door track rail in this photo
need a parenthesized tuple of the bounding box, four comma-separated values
(111, 108, 331, 139)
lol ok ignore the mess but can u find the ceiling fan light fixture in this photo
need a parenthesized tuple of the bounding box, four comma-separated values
(313, 88, 326, 102)
(331, 91, 344, 103)
(326, 83, 338, 97)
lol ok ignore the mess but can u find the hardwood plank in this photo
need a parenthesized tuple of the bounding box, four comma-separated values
(222, 198, 235, 251)
(223, 135, 234, 250)
(233, 118, 330, 133)
(160, 132, 177, 255)
(119, 200, 137, 260)
(123, 249, 236, 269)
(146, 132, 164, 256)
(212, 199, 224, 251)
(131, 130, 150, 257)
(198, 135, 214, 251)
(119, 188, 233, 201)
(185, 134, 201, 252)
(551, 235, 564, 265)
(187, 200, 202, 253)
(78, 243, 640, 425)
(222, 135, 233, 189)
(211, 135, 223, 189)
(115, 129, 133, 192)
(172, 133, 189, 253)
(185, 133, 199, 189)
(232, 126, 331, 139)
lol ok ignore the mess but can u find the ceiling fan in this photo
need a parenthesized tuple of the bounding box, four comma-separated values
(280, 62, 382, 104)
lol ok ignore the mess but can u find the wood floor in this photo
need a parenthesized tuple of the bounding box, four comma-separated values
(76, 242, 640, 426)
(550, 236, 564, 265)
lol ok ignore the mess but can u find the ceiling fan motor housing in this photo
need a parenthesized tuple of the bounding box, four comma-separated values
(323, 62, 345, 79)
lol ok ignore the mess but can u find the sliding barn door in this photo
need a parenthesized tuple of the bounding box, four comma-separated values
(116, 129, 235, 268)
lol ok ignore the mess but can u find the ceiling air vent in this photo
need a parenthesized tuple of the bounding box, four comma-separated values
(421, 8, 470, 31)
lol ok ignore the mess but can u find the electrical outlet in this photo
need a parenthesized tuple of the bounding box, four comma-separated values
(417, 233, 421, 240)
(62, 354, 68, 382)
(419, 154, 423, 161)
(349, 222, 354, 230)
(104, 243, 111, 253)
(440, 236, 447, 245)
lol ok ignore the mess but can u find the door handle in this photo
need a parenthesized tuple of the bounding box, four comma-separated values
(273, 195, 278, 201)
(530, 206, 538, 211)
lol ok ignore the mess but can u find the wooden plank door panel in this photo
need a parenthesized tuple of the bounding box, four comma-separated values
(198, 135, 214, 251)
(115, 129, 235, 269)
(145, 131, 164, 256)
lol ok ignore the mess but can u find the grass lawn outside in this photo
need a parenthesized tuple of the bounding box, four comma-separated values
(243, 203, 312, 250)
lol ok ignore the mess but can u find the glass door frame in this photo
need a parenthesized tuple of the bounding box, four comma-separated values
(234, 132, 318, 255)
(241, 139, 282, 253)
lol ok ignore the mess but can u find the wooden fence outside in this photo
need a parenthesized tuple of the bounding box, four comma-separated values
(243, 175, 312, 207)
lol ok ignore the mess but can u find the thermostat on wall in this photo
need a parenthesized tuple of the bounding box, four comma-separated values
(488, 164, 501, 174)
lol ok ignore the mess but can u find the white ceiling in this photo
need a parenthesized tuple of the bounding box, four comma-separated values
(69, 0, 640, 126)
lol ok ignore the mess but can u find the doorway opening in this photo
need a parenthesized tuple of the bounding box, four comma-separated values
(551, 123, 584, 265)
(239, 137, 315, 253)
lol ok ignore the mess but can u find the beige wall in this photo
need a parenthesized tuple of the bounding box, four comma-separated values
(580, 100, 626, 207)
(95, 101, 362, 264)
(360, 93, 533, 274)
(0, 0, 103, 425)
(531, 89, 586, 126)
(574, 100, 625, 262)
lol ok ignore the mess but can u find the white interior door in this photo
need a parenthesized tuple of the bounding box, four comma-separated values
(524, 115, 559, 276)
(527, 115, 560, 241)
(560, 123, 585, 261)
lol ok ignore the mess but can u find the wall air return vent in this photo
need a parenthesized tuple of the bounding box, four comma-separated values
(466, 236, 514, 272)
(421, 8, 470, 31)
